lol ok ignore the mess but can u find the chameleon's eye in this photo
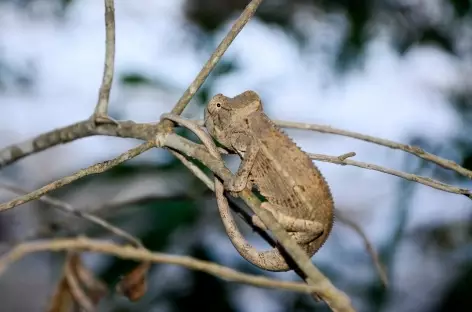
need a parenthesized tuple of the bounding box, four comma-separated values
(207, 94, 225, 114)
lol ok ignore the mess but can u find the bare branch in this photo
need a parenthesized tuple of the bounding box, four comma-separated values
(336, 212, 388, 287)
(273, 120, 472, 180)
(170, 150, 216, 191)
(0, 119, 156, 170)
(0, 181, 143, 247)
(0, 141, 154, 212)
(93, 0, 116, 123)
(309, 153, 472, 199)
(0, 237, 324, 294)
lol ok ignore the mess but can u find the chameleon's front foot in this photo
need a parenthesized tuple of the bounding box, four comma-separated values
(223, 177, 249, 197)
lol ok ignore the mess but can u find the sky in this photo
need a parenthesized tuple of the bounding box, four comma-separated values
(0, 0, 471, 311)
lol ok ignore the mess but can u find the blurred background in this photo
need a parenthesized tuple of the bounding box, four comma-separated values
(0, 0, 472, 311)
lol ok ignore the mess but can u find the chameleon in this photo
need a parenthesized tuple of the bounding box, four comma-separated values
(203, 90, 335, 272)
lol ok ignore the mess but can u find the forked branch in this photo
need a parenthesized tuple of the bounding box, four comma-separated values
(274, 120, 472, 180)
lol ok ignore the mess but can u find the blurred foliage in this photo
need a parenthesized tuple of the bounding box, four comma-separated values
(0, 60, 35, 92)
(184, 0, 472, 71)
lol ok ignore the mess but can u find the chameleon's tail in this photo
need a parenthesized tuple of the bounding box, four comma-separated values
(214, 184, 294, 272)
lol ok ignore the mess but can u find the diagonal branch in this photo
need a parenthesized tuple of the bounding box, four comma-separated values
(0, 237, 325, 294)
(0, 141, 154, 212)
(159, 0, 264, 131)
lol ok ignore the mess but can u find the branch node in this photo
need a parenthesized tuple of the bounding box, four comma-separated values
(338, 152, 356, 161)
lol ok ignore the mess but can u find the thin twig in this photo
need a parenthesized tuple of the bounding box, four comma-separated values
(0, 141, 154, 212)
(170, 150, 215, 191)
(273, 119, 472, 180)
(309, 153, 472, 199)
(0, 237, 324, 294)
(93, 0, 116, 122)
(0, 181, 142, 247)
(336, 212, 388, 287)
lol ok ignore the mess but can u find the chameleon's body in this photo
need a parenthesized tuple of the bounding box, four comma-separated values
(204, 91, 334, 272)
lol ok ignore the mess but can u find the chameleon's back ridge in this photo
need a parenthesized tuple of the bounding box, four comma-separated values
(247, 112, 334, 255)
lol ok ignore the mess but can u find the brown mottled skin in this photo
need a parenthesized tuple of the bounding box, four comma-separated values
(204, 91, 335, 271)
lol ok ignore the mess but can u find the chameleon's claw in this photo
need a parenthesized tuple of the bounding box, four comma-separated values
(223, 179, 246, 194)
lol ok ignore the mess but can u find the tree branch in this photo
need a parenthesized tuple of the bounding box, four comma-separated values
(273, 120, 472, 180)
(0, 237, 324, 294)
(165, 0, 264, 124)
(0, 181, 143, 247)
(0, 120, 156, 169)
(0, 141, 154, 212)
(93, 0, 116, 123)
(309, 153, 472, 199)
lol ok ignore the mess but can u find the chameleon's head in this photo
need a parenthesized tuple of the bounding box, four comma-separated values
(204, 91, 262, 150)
(205, 91, 262, 130)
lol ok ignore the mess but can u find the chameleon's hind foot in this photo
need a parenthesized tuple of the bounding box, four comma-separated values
(251, 202, 324, 245)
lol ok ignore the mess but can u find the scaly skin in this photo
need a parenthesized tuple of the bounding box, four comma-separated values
(204, 91, 335, 271)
